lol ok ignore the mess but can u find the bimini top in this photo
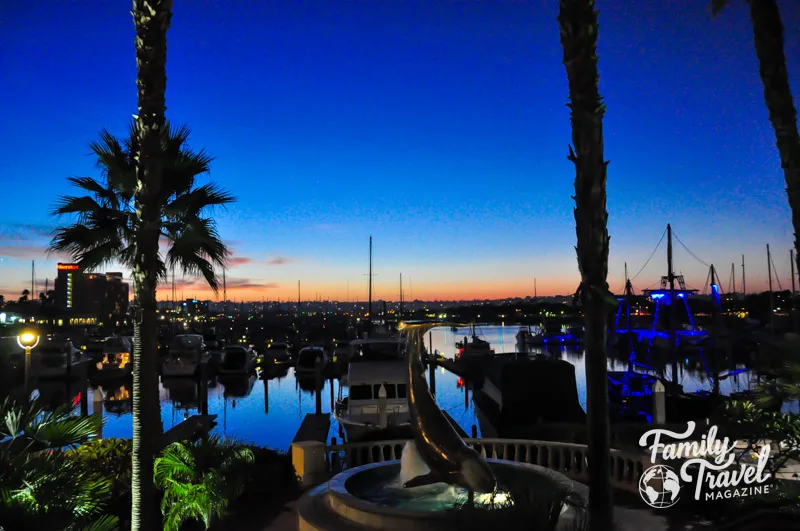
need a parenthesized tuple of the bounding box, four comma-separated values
(347, 361, 408, 386)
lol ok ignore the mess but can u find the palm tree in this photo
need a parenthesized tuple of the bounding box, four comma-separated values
(128, 1, 173, 529)
(711, 0, 800, 286)
(0, 398, 118, 530)
(49, 122, 233, 529)
(558, 1, 614, 529)
(154, 436, 255, 530)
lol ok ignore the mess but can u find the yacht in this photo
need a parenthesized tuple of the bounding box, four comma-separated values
(94, 336, 133, 379)
(526, 319, 584, 347)
(455, 324, 494, 361)
(347, 337, 407, 362)
(31, 338, 82, 378)
(262, 341, 292, 365)
(334, 361, 410, 441)
(162, 334, 208, 377)
(295, 346, 329, 375)
(218, 345, 257, 375)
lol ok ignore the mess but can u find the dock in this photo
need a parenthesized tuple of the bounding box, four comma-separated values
(159, 414, 218, 450)
(292, 413, 331, 445)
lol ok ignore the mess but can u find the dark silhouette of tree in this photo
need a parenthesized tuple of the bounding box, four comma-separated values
(49, 118, 233, 529)
(558, 0, 614, 528)
(712, 0, 800, 284)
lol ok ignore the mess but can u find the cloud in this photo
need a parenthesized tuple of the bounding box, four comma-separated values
(226, 279, 279, 290)
(169, 276, 278, 292)
(0, 223, 54, 241)
(227, 256, 252, 266)
(0, 244, 66, 260)
(267, 256, 296, 265)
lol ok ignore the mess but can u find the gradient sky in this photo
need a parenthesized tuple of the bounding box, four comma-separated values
(2, 0, 800, 302)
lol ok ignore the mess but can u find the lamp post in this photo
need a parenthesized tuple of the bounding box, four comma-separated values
(17, 330, 39, 397)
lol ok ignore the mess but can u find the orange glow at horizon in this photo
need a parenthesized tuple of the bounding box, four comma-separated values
(155, 278, 580, 302)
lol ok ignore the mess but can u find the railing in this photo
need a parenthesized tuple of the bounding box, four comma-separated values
(324, 438, 649, 493)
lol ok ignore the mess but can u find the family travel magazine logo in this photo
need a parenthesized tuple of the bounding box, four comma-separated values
(637, 421, 773, 508)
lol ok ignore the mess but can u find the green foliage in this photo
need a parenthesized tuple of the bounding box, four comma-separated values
(67, 438, 133, 526)
(154, 436, 255, 531)
(0, 399, 116, 531)
(713, 400, 800, 476)
(49, 122, 234, 289)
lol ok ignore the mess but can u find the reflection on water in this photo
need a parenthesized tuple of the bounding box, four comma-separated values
(19, 326, 765, 450)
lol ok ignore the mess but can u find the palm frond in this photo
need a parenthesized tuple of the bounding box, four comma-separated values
(163, 183, 233, 218)
(710, 0, 732, 16)
(75, 514, 120, 531)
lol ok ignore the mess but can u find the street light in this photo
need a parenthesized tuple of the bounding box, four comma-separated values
(17, 330, 39, 396)
(17, 331, 39, 351)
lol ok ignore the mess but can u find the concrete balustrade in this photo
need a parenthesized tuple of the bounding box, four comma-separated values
(290, 438, 651, 494)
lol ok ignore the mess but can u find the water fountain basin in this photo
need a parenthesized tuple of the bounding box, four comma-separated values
(298, 459, 589, 531)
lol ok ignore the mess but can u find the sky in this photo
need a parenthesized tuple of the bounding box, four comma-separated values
(1, 0, 800, 302)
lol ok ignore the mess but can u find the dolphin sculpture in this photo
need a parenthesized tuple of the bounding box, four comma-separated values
(402, 323, 497, 493)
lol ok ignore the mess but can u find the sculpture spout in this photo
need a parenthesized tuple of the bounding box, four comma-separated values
(402, 322, 496, 493)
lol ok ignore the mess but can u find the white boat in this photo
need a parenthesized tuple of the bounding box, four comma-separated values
(295, 346, 328, 375)
(347, 337, 407, 362)
(31, 338, 82, 378)
(218, 345, 257, 375)
(162, 334, 208, 377)
(334, 361, 410, 441)
(94, 336, 133, 379)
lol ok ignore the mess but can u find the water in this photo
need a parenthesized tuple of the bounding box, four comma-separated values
(20, 325, 766, 450)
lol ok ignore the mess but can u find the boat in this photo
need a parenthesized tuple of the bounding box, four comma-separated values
(347, 337, 407, 362)
(98, 383, 132, 415)
(334, 361, 411, 441)
(526, 319, 583, 347)
(262, 341, 292, 365)
(218, 345, 257, 375)
(454, 324, 494, 361)
(93, 336, 133, 379)
(472, 356, 586, 438)
(295, 346, 329, 375)
(31, 338, 82, 379)
(162, 334, 208, 377)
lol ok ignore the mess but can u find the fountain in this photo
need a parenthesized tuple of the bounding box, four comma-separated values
(297, 323, 589, 530)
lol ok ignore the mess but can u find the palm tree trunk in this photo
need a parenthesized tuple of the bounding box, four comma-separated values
(131, 1, 172, 530)
(747, 0, 800, 286)
(558, 1, 613, 529)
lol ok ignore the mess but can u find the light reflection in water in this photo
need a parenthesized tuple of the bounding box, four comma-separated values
(19, 325, 768, 450)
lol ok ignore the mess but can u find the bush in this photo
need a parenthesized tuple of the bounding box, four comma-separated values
(67, 438, 132, 525)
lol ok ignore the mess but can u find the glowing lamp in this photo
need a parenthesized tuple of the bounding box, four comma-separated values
(17, 331, 40, 350)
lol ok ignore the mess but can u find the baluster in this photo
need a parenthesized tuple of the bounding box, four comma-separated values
(389, 445, 396, 460)
(479, 445, 487, 458)
(491, 444, 498, 459)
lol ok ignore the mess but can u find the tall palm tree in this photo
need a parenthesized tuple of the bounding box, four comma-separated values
(712, 0, 800, 288)
(558, 1, 614, 529)
(50, 122, 233, 530)
(129, 3, 171, 527)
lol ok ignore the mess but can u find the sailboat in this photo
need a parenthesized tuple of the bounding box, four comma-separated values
(455, 323, 494, 361)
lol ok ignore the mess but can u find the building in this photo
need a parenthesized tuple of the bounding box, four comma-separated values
(54, 263, 129, 323)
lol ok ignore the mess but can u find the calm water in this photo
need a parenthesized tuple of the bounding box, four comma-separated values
(27, 325, 760, 451)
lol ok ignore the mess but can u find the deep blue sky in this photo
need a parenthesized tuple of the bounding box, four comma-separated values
(2, 0, 799, 301)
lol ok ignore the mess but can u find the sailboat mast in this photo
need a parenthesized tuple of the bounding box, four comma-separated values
(399, 273, 403, 319)
(667, 224, 678, 385)
(223, 267, 227, 314)
(731, 262, 736, 297)
(767, 244, 775, 334)
(534, 277, 537, 298)
(741, 254, 746, 295)
(791, 249, 796, 295)
(31, 260, 35, 300)
(368, 236, 373, 321)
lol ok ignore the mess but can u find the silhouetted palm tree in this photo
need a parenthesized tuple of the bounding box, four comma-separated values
(49, 123, 233, 529)
(558, 0, 614, 529)
(712, 0, 800, 282)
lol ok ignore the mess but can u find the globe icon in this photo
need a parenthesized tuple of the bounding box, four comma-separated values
(639, 465, 681, 509)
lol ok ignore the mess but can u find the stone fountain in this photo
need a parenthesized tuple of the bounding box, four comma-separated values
(296, 323, 589, 530)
